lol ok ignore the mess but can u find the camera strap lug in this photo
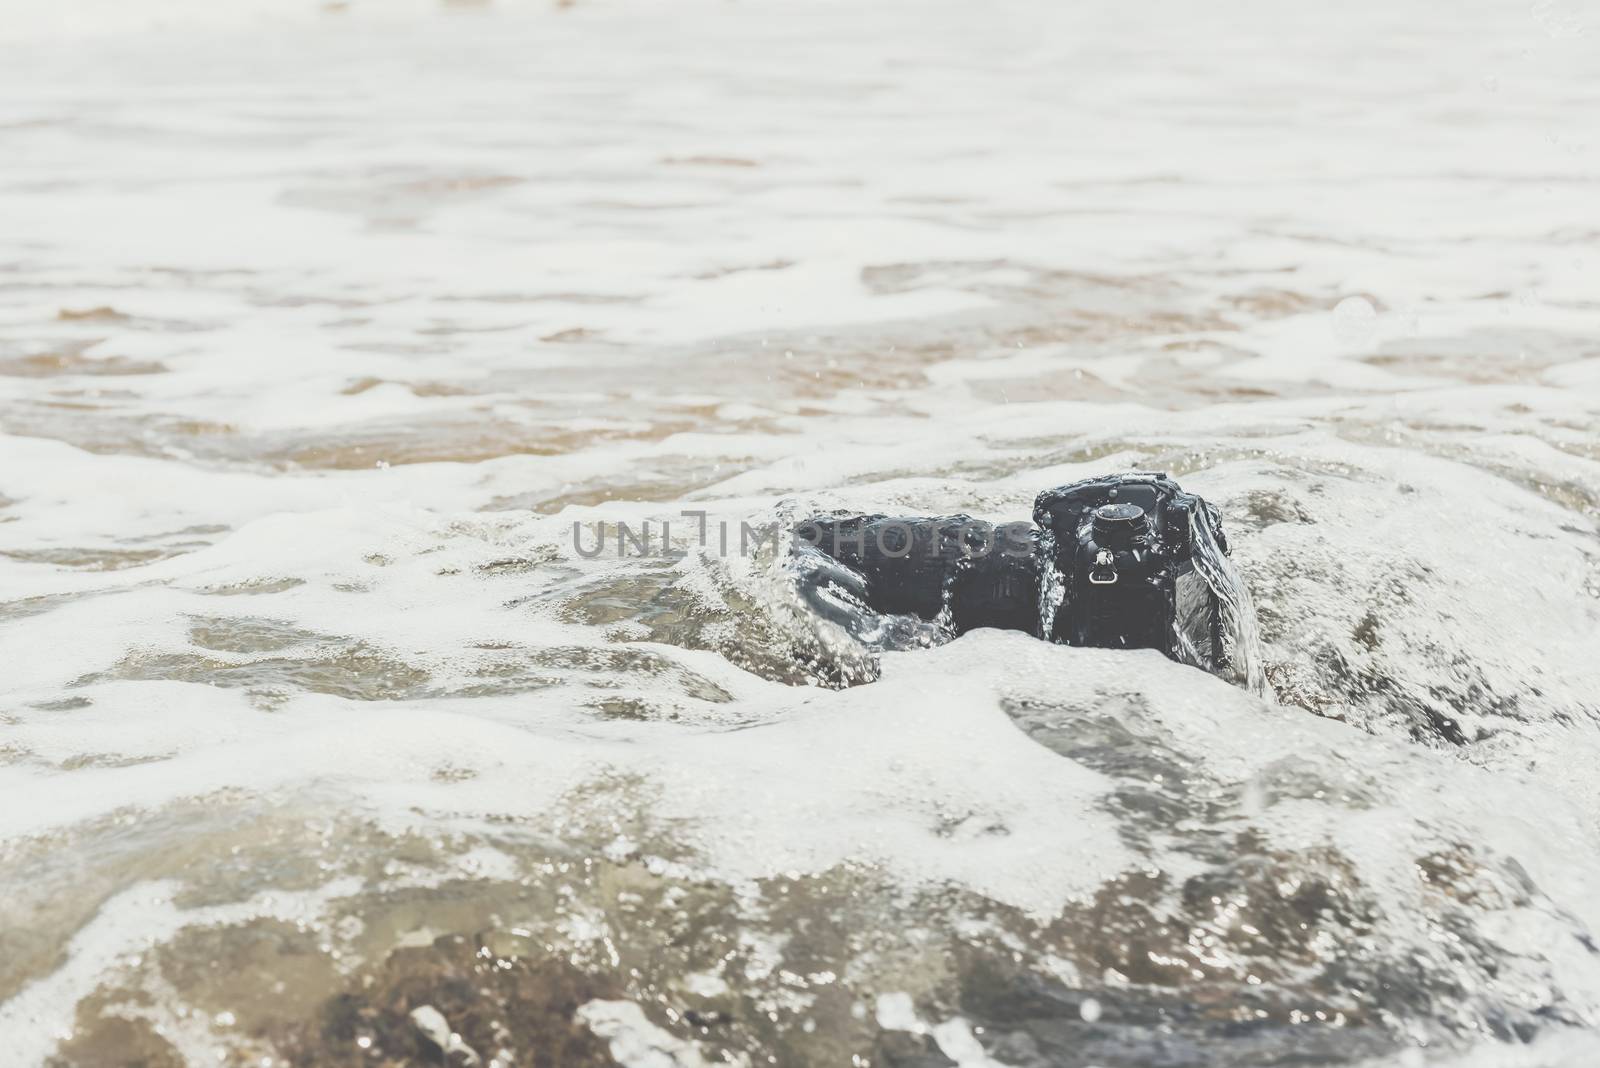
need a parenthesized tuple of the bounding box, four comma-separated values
(1089, 548, 1118, 585)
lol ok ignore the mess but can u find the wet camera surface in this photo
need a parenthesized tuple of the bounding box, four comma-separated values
(1033, 473, 1228, 673)
(792, 472, 1234, 677)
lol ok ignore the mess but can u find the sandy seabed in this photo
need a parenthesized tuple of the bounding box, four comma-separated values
(2, 0, 1599, 1065)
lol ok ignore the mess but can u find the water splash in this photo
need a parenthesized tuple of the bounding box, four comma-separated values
(782, 539, 947, 669)
(1190, 504, 1268, 698)
(933, 557, 969, 638)
(1037, 527, 1064, 640)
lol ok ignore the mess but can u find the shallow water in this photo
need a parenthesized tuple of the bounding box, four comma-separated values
(2, 0, 1599, 1065)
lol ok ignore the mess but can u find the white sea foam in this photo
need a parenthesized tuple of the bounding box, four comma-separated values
(1, 0, 1597, 1064)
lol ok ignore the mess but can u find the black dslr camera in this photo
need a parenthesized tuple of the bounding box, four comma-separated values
(791, 472, 1242, 679)
(1032, 473, 1232, 673)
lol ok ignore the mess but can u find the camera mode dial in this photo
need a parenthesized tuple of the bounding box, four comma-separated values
(1091, 502, 1149, 548)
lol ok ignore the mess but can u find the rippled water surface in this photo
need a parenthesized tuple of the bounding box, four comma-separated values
(2, 0, 1599, 1065)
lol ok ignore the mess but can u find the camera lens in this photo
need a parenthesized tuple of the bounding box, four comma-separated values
(1091, 502, 1148, 546)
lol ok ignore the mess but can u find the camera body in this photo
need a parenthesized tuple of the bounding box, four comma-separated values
(791, 472, 1234, 677)
(1033, 473, 1227, 673)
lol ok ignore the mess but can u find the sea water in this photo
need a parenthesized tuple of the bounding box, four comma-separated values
(1, 0, 1598, 1065)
